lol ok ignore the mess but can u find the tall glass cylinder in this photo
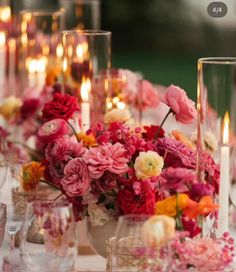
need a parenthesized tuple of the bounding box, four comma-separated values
(62, 30, 111, 129)
(197, 57, 236, 236)
(59, 0, 100, 30)
(19, 9, 65, 91)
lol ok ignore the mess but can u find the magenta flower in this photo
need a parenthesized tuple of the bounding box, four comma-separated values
(190, 183, 214, 201)
(83, 142, 129, 179)
(91, 172, 119, 194)
(163, 84, 197, 124)
(158, 167, 197, 193)
(181, 217, 201, 238)
(156, 137, 196, 169)
(20, 98, 40, 120)
(61, 158, 90, 197)
(38, 119, 69, 143)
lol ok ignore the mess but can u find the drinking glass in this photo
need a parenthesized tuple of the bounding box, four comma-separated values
(59, 0, 100, 30)
(112, 215, 171, 272)
(0, 160, 26, 251)
(21, 199, 77, 272)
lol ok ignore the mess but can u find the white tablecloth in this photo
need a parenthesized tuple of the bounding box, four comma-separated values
(0, 243, 106, 272)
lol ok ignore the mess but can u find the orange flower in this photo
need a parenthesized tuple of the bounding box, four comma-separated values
(45, 67, 61, 86)
(171, 130, 195, 150)
(155, 194, 197, 217)
(77, 132, 97, 147)
(183, 196, 218, 219)
(21, 162, 45, 192)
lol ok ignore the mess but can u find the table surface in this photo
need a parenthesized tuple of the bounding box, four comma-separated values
(0, 242, 106, 272)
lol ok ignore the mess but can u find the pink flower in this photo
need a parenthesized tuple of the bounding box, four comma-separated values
(164, 84, 197, 124)
(37, 119, 69, 143)
(190, 183, 214, 201)
(61, 158, 90, 197)
(181, 217, 201, 238)
(45, 137, 85, 162)
(156, 137, 196, 169)
(158, 167, 197, 193)
(83, 142, 129, 179)
(91, 172, 119, 194)
(20, 98, 40, 120)
(140, 80, 160, 109)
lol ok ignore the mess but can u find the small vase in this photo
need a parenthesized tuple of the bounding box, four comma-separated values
(86, 219, 117, 258)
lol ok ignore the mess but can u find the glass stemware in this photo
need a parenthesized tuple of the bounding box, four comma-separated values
(112, 215, 171, 272)
(21, 199, 77, 272)
(0, 160, 26, 251)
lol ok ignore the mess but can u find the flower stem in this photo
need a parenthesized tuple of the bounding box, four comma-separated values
(154, 108, 172, 139)
(66, 121, 80, 143)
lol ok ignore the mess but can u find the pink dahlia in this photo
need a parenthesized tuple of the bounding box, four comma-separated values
(37, 119, 68, 143)
(156, 137, 196, 169)
(61, 158, 90, 197)
(164, 84, 197, 124)
(158, 167, 197, 193)
(83, 142, 129, 179)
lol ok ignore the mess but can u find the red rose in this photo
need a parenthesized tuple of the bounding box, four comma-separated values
(42, 93, 79, 121)
(21, 98, 40, 120)
(118, 182, 155, 215)
(142, 125, 165, 140)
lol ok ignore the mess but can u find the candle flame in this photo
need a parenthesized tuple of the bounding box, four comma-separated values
(56, 43, 63, 58)
(81, 77, 91, 102)
(8, 38, 16, 50)
(0, 32, 6, 46)
(223, 112, 230, 145)
(117, 101, 126, 109)
(28, 58, 46, 74)
(76, 42, 88, 63)
(0, 6, 11, 22)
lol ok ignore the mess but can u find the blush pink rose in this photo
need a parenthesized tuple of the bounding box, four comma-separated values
(140, 80, 160, 109)
(164, 84, 197, 124)
(61, 158, 90, 197)
(38, 119, 68, 143)
(83, 142, 129, 179)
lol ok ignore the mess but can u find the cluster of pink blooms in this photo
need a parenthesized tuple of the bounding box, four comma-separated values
(35, 83, 221, 234)
(172, 232, 235, 271)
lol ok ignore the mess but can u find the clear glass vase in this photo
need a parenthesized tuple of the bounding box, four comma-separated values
(197, 57, 236, 236)
(59, 0, 100, 30)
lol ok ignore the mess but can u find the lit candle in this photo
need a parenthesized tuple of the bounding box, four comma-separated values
(0, 6, 11, 22)
(217, 112, 230, 236)
(0, 31, 6, 87)
(76, 42, 88, 63)
(8, 38, 16, 87)
(27, 57, 46, 89)
(80, 77, 91, 131)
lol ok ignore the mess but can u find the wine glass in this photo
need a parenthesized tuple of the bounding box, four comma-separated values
(112, 215, 171, 272)
(0, 160, 27, 251)
(21, 199, 78, 272)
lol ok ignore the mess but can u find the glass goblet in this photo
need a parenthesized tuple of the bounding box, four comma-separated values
(21, 199, 77, 272)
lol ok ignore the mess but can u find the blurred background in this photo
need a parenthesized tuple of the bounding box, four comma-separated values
(10, 0, 236, 99)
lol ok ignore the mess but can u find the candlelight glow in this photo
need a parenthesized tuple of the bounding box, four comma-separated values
(0, 6, 11, 22)
(0, 32, 6, 46)
(37, 58, 46, 73)
(76, 42, 88, 63)
(56, 43, 63, 58)
(81, 77, 91, 102)
(8, 38, 16, 51)
(222, 112, 230, 145)
(62, 58, 67, 72)
(117, 101, 126, 109)
(28, 58, 46, 74)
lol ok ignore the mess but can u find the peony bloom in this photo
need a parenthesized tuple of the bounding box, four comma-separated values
(37, 119, 69, 143)
(134, 151, 164, 180)
(87, 203, 112, 227)
(21, 162, 45, 192)
(142, 215, 175, 247)
(163, 84, 197, 124)
(118, 181, 156, 215)
(0, 96, 22, 120)
(158, 167, 197, 193)
(61, 158, 90, 197)
(83, 142, 129, 179)
(155, 194, 197, 217)
(104, 108, 131, 124)
(42, 93, 79, 121)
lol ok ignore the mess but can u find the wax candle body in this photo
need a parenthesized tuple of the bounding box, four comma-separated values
(217, 145, 229, 236)
(81, 102, 90, 131)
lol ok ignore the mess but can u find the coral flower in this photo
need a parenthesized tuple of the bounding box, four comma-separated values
(184, 196, 218, 219)
(171, 130, 195, 150)
(155, 194, 197, 217)
(77, 132, 97, 147)
(21, 162, 45, 192)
